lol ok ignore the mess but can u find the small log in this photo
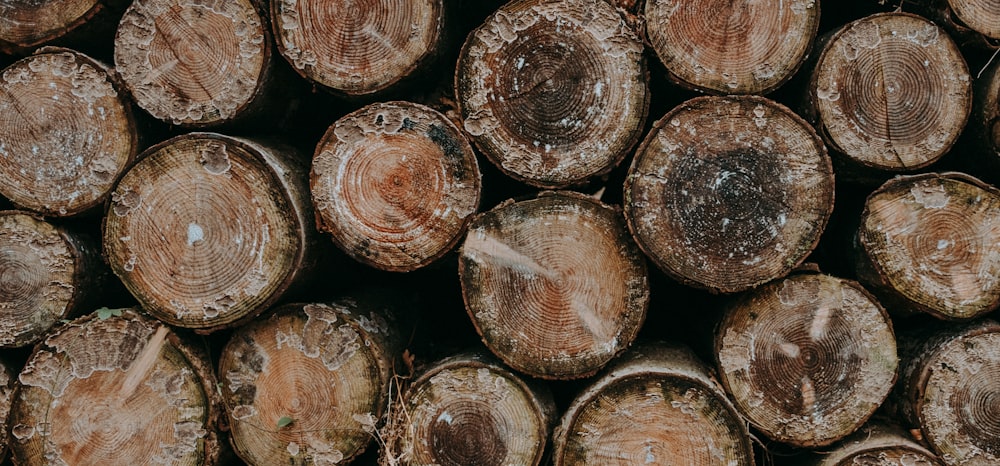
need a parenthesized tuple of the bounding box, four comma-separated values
(384, 351, 555, 466)
(310, 101, 481, 272)
(890, 319, 1000, 465)
(855, 172, 1000, 320)
(0, 356, 15, 463)
(0, 211, 105, 348)
(218, 301, 400, 466)
(971, 57, 999, 168)
(806, 422, 942, 466)
(8, 308, 225, 465)
(551, 343, 754, 466)
(804, 13, 971, 175)
(455, 0, 649, 188)
(624, 95, 834, 293)
(0, 48, 139, 217)
(904, 0, 1000, 49)
(271, 0, 444, 96)
(715, 272, 897, 447)
(102, 132, 317, 331)
(458, 191, 649, 379)
(644, 0, 820, 94)
(0, 0, 126, 56)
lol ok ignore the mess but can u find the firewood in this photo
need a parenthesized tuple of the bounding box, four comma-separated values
(455, 0, 649, 188)
(972, 57, 999, 168)
(806, 422, 942, 466)
(458, 191, 649, 379)
(715, 272, 897, 447)
(0, 211, 105, 348)
(310, 101, 481, 272)
(624, 95, 834, 294)
(904, 0, 1000, 49)
(8, 308, 225, 465)
(855, 172, 1000, 320)
(384, 351, 554, 466)
(0, 0, 127, 56)
(551, 343, 754, 465)
(0, 48, 139, 216)
(218, 301, 400, 466)
(102, 133, 317, 331)
(644, 0, 820, 94)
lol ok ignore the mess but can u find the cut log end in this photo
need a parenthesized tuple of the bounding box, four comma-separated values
(812, 13, 971, 171)
(625, 95, 833, 294)
(810, 423, 942, 466)
(948, 0, 1000, 40)
(311, 101, 481, 272)
(114, 0, 270, 126)
(459, 191, 649, 379)
(645, 0, 819, 94)
(0, 0, 100, 51)
(456, 0, 649, 188)
(857, 173, 1000, 320)
(103, 133, 307, 330)
(716, 273, 897, 447)
(272, 0, 443, 95)
(0, 49, 137, 216)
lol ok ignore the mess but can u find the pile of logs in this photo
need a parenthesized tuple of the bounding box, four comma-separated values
(1, 0, 999, 464)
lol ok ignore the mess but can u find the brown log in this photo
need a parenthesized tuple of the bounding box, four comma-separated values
(855, 172, 1000, 320)
(890, 319, 1000, 465)
(624, 95, 834, 294)
(8, 308, 225, 465)
(0, 48, 139, 217)
(902, 0, 1000, 49)
(644, 0, 820, 94)
(551, 342, 754, 466)
(382, 351, 555, 466)
(270, 0, 444, 96)
(0, 211, 105, 348)
(804, 13, 971, 175)
(715, 272, 897, 447)
(972, 57, 1000, 166)
(0, 0, 126, 56)
(455, 0, 649, 188)
(102, 132, 317, 331)
(310, 101, 481, 272)
(458, 191, 648, 380)
(0, 356, 14, 463)
(218, 301, 400, 466)
(806, 422, 942, 466)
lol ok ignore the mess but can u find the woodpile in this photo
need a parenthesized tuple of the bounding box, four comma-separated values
(1, 0, 999, 465)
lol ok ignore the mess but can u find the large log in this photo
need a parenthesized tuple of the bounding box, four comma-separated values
(624, 95, 834, 293)
(0, 47, 139, 217)
(455, 0, 649, 188)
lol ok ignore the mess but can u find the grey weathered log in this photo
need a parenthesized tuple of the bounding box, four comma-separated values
(805, 422, 942, 466)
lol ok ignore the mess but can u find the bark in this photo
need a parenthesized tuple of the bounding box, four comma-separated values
(855, 172, 1000, 320)
(0, 48, 139, 217)
(644, 0, 819, 94)
(218, 301, 401, 466)
(271, 0, 445, 96)
(624, 95, 834, 294)
(889, 319, 1000, 466)
(0, 211, 106, 348)
(8, 308, 225, 466)
(310, 101, 481, 272)
(102, 132, 318, 332)
(805, 422, 942, 466)
(803, 13, 971, 176)
(552, 342, 754, 466)
(383, 351, 555, 466)
(715, 272, 897, 447)
(458, 191, 649, 380)
(0, 0, 128, 57)
(455, 0, 649, 188)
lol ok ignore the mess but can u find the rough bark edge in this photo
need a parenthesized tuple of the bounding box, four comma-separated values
(808, 422, 942, 465)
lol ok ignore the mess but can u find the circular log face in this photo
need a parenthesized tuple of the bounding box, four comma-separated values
(813, 13, 970, 171)
(459, 192, 649, 379)
(834, 448, 941, 466)
(948, 0, 1000, 39)
(10, 310, 212, 466)
(859, 173, 1000, 320)
(103, 134, 301, 329)
(271, 0, 442, 95)
(115, 0, 269, 126)
(0, 0, 99, 47)
(625, 95, 832, 293)
(645, 0, 819, 94)
(311, 101, 481, 272)
(456, 0, 649, 188)
(219, 303, 391, 465)
(397, 360, 549, 466)
(0, 51, 137, 216)
(716, 273, 897, 447)
(0, 212, 75, 347)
